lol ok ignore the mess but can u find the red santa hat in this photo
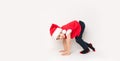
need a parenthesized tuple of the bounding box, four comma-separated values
(50, 24, 62, 40)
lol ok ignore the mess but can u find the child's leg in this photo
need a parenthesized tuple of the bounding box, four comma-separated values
(75, 37, 89, 50)
(78, 21, 95, 52)
(75, 21, 90, 54)
(78, 21, 89, 49)
(75, 37, 89, 54)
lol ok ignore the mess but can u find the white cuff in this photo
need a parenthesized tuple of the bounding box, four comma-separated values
(66, 29, 72, 35)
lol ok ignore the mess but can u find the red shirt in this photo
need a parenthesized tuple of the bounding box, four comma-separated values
(61, 20, 81, 39)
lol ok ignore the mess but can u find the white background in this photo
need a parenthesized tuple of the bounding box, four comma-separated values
(0, 0, 120, 61)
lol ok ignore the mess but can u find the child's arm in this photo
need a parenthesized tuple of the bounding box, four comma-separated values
(65, 34, 71, 53)
(59, 39, 67, 52)
(61, 34, 71, 55)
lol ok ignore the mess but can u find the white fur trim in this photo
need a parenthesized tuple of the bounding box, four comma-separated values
(62, 30, 66, 34)
(66, 29, 72, 35)
(52, 28, 62, 40)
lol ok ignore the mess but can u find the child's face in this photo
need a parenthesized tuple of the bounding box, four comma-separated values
(56, 32, 65, 40)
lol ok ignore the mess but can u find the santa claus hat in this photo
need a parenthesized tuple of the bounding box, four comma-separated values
(50, 24, 62, 40)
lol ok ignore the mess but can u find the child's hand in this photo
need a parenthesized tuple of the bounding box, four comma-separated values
(61, 51, 71, 56)
(59, 50, 66, 52)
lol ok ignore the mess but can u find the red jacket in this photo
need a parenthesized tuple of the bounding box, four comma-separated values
(61, 20, 81, 39)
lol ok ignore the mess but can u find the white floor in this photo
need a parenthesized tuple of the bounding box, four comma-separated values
(0, 0, 120, 61)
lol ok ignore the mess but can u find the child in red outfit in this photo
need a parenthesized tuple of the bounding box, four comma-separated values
(50, 20, 95, 56)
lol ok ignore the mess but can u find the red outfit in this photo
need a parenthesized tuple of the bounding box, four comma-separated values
(61, 20, 81, 39)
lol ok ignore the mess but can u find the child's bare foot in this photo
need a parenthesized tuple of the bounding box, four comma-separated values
(61, 51, 71, 56)
(59, 50, 66, 52)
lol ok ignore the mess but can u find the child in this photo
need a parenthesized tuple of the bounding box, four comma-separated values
(50, 20, 95, 56)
